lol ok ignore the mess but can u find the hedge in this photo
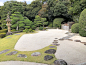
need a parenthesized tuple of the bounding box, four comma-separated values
(0, 33, 6, 38)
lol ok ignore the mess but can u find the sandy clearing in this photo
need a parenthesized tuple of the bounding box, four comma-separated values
(55, 40, 86, 64)
(14, 29, 68, 51)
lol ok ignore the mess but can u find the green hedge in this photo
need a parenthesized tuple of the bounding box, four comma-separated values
(53, 18, 64, 28)
(71, 23, 79, 33)
(0, 29, 7, 33)
(0, 33, 6, 38)
(79, 9, 86, 37)
(39, 27, 43, 30)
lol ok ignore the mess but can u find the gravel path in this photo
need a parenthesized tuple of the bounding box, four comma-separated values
(14, 29, 68, 51)
(0, 61, 48, 65)
(55, 40, 86, 64)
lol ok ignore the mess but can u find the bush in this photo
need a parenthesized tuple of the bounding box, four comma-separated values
(53, 18, 64, 28)
(0, 29, 7, 33)
(43, 28, 46, 30)
(71, 23, 79, 33)
(79, 9, 86, 37)
(11, 29, 16, 32)
(48, 23, 52, 27)
(25, 29, 29, 33)
(39, 27, 43, 30)
(0, 33, 6, 38)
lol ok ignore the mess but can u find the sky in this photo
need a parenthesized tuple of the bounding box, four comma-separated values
(0, 0, 34, 6)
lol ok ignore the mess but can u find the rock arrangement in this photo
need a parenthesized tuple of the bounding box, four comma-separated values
(0, 49, 10, 54)
(6, 51, 18, 55)
(17, 54, 27, 58)
(31, 52, 41, 56)
(54, 59, 67, 65)
(44, 55, 53, 61)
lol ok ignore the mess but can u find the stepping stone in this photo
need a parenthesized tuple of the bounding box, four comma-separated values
(74, 40, 81, 42)
(54, 40, 58, 42)
(80, 42, 86, 44)
(67, 39, 73, 41)
(6, 51, 18, 55)
(53, 42, 58, 44)
(0, 49, 10, 54)
(59, 38, 64, 41)
(55, 38, 58, 39)
(14, 34, 20, 35)
(45, 49, 56, 54)
(54, 59, 67, 65)
(31, 52, 41, 56)
(17, 54, 27, 58)
(52, 44, 60, 46)
(6, 37, 11, 39)
(44, 55, 53, 61)
(49, 46, 56, 48)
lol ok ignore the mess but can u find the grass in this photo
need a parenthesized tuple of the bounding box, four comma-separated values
(0, 32, 57, 64)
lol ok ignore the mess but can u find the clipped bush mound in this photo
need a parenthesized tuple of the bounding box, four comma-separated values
(0, 29, 7, 33)
(39, 27, 43, 30)
(71, 23, 79, 33)
(0, 33, 6, 38)
(53, 18, 64, 28)
(79, 9, 86, 37)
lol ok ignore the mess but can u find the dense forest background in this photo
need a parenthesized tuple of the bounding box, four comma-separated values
(0, 0, 86, 31)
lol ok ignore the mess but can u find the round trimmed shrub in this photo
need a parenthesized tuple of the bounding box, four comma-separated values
(71, 23, 79, 33)
(0, 29, 7, 33)
(79, 9, 86, 37)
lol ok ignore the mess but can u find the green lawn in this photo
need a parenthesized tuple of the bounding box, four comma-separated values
(0, 32, 57, 64)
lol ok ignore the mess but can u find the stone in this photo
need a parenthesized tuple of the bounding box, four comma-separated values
(67, 39, 73, 41)
(52, 44, 60, 46)
(17, 54, 27, 58)
(54, 59, 67, 65)
(6, 32, 12, 36)
(49, 46, 56, 48)
(59, 38, 64, 41)
(80, 42, 86, 44)
(53, 42, 58, 44)
(14, 34, 20, 35)
(31, 52, 41, 56)
(65, 32, 69, 34)
(44, 55, 53, 61)
(0, 49, 10, 54)
(6, 51, 18, 55)
(6, 37, 11, 39)
(74, 40, 81, 42)
(54, 40, 58, 42)
(55, 38, 58, 39)
(45, 49, 56, 54)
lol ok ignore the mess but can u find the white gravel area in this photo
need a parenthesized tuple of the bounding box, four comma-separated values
(14, 29, 68, 51)
(55, 40, 86, 64)
(0, 61, 48, 65)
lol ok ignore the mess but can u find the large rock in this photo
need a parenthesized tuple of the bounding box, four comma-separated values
(52, 44, 60, 46)
(6, 51, 18, 55)
(0, 49, 10, 54)
(31, 52, 41, 56)
(45, 49, 56, 54)
(17, 54, 27, 58)
(54, 59, 67, 65)
(49, 46, 56, 48)
(74, 40, 81, 42)
(44, 55, 53, 61)
(6, 32, 12, 36)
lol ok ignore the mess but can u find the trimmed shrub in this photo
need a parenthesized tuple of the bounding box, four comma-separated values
(43, 28, 46, 30)
(79, 9, 86, 37)
(71, 23, 79, 33)
(0, 33, 6, 38)
(25, 29, 29, 33)
(48, 23, 52, 27)
(29, 28, 33, 32)
(53, 18, 64, 28)
(11, 29, 16, 32)
(39, 27, 43, 30)
(0, 29, 7, 33)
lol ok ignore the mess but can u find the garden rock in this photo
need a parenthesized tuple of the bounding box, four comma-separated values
(14, 34, 20, 35)
(55, 38, 58, 39)
(31, 52, 41, 56)
(59, 38, 64, 41)
(53, 42, 58, 44)
(6, 37, 11, 39)
(6, 51, 18, 55)
(44, 55, 53, 61)
(6, 32, 12, 35)
(49, 46, 56, 48)
(0, 49, 10, 54)
(17, 54, 27, 58)
(45, 49, 56, 54)
(74, 40, 81, 42)
(54, 59, 67, 65)
(80, 42, 86, 44)
(54, 40, 58, 42)
(52, 44, 60, 46)
(67, 39, 73, 41)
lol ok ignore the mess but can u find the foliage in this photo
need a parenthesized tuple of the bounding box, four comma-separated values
(39, 27, 43, 30)
(71, 23, 79, 33)
(79, 9, 86, 37)
(0, 33, 6, 38)
(0, 29, 7, 33)
(25, 28, 29, 33)
(53, 18, 64, 28)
